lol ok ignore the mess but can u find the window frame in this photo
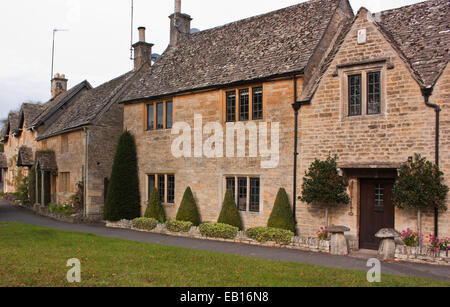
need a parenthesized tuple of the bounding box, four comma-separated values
(341, 66, 385, 119)
(147, 173, 175, 204)
(348, 74, 362, 117)
(59, 172, 70, 193)
(145, 100, 174, 131)
(224, 176, 261, 213)
(223, 85, 263, 123)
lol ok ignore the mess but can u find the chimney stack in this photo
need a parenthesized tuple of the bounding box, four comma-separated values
(132, 27, 154, 70)
(169, 0, 192, 47)
(51, 73, 68, 98)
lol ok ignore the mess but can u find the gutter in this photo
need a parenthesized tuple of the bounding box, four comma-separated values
(421, 87, 441, 238)
(292, 75, 311, 235)
(120, 69, 305, 105)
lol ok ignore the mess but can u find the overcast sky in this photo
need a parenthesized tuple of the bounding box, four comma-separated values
(0, 0, 425, 120)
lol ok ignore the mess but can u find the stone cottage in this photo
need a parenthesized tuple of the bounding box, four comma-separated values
(120, 0, 449, 249)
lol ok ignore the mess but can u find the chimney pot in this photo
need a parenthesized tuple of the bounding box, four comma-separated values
(175, 0, 181, 14)
(138, 27, 146, 42)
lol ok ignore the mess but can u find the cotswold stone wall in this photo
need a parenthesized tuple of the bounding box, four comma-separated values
(124, 78, 300, 230)
(299, 10, 450, 241)
(86, 101, 124, 219)
(3, 128, 38, 193)
(37, 130, 85, 205)
(123, 10, 449, 246)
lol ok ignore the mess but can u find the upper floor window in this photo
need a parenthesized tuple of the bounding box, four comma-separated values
(60, 135, 69, 153)
(346, 71, 382, 117)
(348, 74, 362, 116)
(225, 86, 263, 122)
(146, 100, 173, 131)
(367, 72, 381, 115)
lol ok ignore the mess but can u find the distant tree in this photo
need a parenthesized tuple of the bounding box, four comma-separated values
(218, 190, 243, 230)
(103, 131, 141, 221)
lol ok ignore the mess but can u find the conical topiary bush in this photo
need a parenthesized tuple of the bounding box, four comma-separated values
(176, 187, 201, 226)
(103, 131, 141, 221)
(267, 188, 295, 232)
(218, 190, 243, 230)
(145, 187, 166, 223)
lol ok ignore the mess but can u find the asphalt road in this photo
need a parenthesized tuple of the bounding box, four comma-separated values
(0, 200, 449, 282)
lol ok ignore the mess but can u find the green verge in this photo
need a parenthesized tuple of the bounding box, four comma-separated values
(0, 222, 448, 287)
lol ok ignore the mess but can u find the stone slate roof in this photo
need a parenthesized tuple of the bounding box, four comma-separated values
(17, 146, 34, 167)
(7, 112, 20, 135)
(35, 151, 58, 171)
(31, 80, 92, 128)
(121, 0, 347, 103)
(20, 103, 44, 129)
(37, 71, 135, 140)
(377, 0, 450, 88)
(0, 153, 7, 169)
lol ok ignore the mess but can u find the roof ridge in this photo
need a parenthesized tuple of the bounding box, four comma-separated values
(186, 0, 338, 39)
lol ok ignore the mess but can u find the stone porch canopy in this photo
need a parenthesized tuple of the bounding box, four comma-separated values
(17, 147, 34, 168)
(0, 153, 7, 169)
(35, 151, 58, 172)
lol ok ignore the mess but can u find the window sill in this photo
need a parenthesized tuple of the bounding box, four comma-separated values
(341, 113, 385, 122)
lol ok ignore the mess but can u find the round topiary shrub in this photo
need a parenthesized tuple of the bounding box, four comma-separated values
(300, 155, 350, 226)
(145, 187, 166, 223)
(217, 189, 243, 230)
(103, 131, 141, 221)
(176, 187, 201, 226)
(267, 188, 295, 233)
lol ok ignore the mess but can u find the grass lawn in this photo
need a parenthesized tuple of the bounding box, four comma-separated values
(0, 222, 448, 287)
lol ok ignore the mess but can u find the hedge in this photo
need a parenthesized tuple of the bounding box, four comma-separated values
(246, 227, 294, 245)
(199, 222, 239, 240)
(166, 220, 193, 233)
(132, 217, 158, 231)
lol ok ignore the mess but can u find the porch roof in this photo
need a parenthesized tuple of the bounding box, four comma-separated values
(0, 153, 7, 169)
(17, 146, 34, 167)
(35, 151, 58, 171)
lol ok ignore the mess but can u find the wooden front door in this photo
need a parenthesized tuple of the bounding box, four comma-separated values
(360, 179, 395, 250)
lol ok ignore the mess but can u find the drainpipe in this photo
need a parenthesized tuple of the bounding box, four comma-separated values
(292, 75, 310, 235)
(83, 127, 89, 218)
(421, 87, 440, 238)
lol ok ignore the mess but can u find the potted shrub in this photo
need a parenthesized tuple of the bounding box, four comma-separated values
(300, 155, 350, 227)
(393, 154, 448, 246)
